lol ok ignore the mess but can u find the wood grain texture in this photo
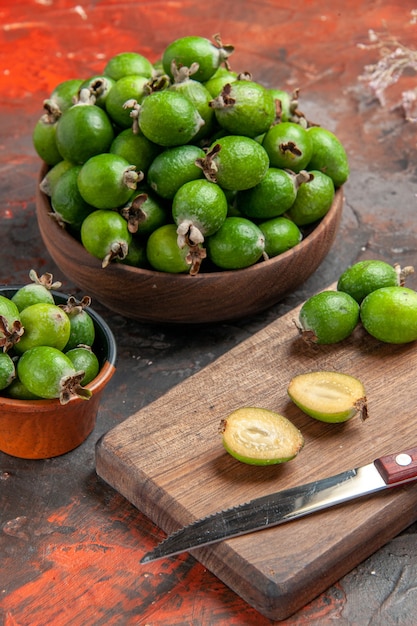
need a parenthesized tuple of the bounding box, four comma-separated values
(36, 165, 344, 324)
(96, 289, 417, 620)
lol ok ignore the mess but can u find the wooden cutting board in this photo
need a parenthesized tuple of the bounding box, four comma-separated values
(95, 289, 417, 621)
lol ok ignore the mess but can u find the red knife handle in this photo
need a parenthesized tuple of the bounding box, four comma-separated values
(374, 447, 417, 485)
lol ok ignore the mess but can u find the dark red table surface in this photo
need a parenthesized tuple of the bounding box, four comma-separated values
(2, 1, 417, 624)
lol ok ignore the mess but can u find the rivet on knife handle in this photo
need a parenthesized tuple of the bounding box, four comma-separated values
(374, 447, 417, 484)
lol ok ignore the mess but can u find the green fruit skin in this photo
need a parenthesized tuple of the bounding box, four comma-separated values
(210, 135, 270, 191)
(0, 295, 21, 332)
(15, 303, 71, 354)
(299, 291, 360, 344)
(50, 78, 84, 112)
(105, 74, 149, 128)
(139, 91, 204, 147)
(162, 36, 221, 82)
(206, 217, 265, 270)
(360, 286, 417, 343)
(337, 260, 399, 303)
(213, 80, 276, 138)
(65, 347, 99, 385)
(0, 352, 15, 390)
(237, 168, 297, 219)
(17, 346, 76, 399)
(259, 217, 302, 257)
(307, 126, 350, 187)
(146, 224, 191, 273)
(51, 165, 95, 228)
(64, 310, 96, 351)
(110, 128, 161, 175)
(222, 439, 299, 465)
(262, 122, 313, 172)
(104, 52, 154, 81)
(6, 377, 40, 400)
(77, 154, 137, 210)
(55, 104, 115, 164)
(32, 118, 62, 166)
(287, 170, 335, 226)
(287, 394, 357, 423)
(147, 145, 205, 200)
(11, 284, 55, 312)
(80, 210, 132, 261)
(172, 180, 228, 237)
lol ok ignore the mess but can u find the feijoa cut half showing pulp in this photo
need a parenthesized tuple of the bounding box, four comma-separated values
(288, 371, 367, 423)
(220, 407, 304, 465)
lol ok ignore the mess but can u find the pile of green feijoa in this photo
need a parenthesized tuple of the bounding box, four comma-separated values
(0, 270, 99, 404)
(298, 259, 417, 345)
(34, 35, 350, 275)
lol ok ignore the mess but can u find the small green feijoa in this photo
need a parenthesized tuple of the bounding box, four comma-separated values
(298, 290, 360, 344)
(220, 407, 304, 465)
(288, 371, 367, 423)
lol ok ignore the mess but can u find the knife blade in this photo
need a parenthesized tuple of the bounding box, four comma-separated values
(141, 446, 417, 563)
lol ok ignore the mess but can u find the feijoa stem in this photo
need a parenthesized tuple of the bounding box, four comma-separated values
(59, 370, 92, 404)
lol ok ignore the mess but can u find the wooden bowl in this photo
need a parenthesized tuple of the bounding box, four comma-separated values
(36, 165, 344, 324)
(0, 287, 117, 459)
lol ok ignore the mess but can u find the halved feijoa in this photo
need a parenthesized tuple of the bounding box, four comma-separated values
(220, 407, 304, 465)
(288, 371, 367, 423)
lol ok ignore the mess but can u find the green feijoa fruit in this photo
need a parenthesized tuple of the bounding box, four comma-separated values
(288, 371, 368, 423)
(110, 128, 161, 175)
(61, 296, 95, 351)
(12, 283, 55, 311)
(173, 179, 228, 247)
(298, 290, 360, 344)
(169, 66, 216, 140)
(55, 92, 115, 164)
(198, 135, 269, 191)
(65, 346, 99, 385)
(204, 67, 238, 97)
(307, 126, 349, 187)
(360, 286, 417, 344)
(259, 217, 302, 257)
(147, 144, 205, 200)
(105, 74, 149, 128)
(80, 209, 132, 267)
(17, 345, 91, 403)
(14, 302, 71, 354)
(6, 377, 40, 400)
(138, 90, 205, 146)
(118, 236, 148, 268)
(11, 270, 60, 311)
(206, 217, 266, 270)
(48, 78, 84, 112)
(0, 352, 15, 390)
(220, 407, 304, 465)
(0, 295, 22, 352)
(210, 79, 276, 138)
(121, 191, 168, 237)
(39, 159, 73, 197)
(237, 168, 298, 219)
(146, 223, 193, 274)
(262, 121, 313, 172)
(51, 165, 95, 229)
(103, 52, 154, 81)
(337, 260, 413, 304)
(270, 88, 292, 122)
(32, 114, 63, 166)
(162, 35, 234, 83)
(78, 75, 115, 108)
(77, 153, 140, 210)
(287, 170, 335, 226)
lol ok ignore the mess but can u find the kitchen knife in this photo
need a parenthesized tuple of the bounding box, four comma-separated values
(141, 447, 417, 563)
